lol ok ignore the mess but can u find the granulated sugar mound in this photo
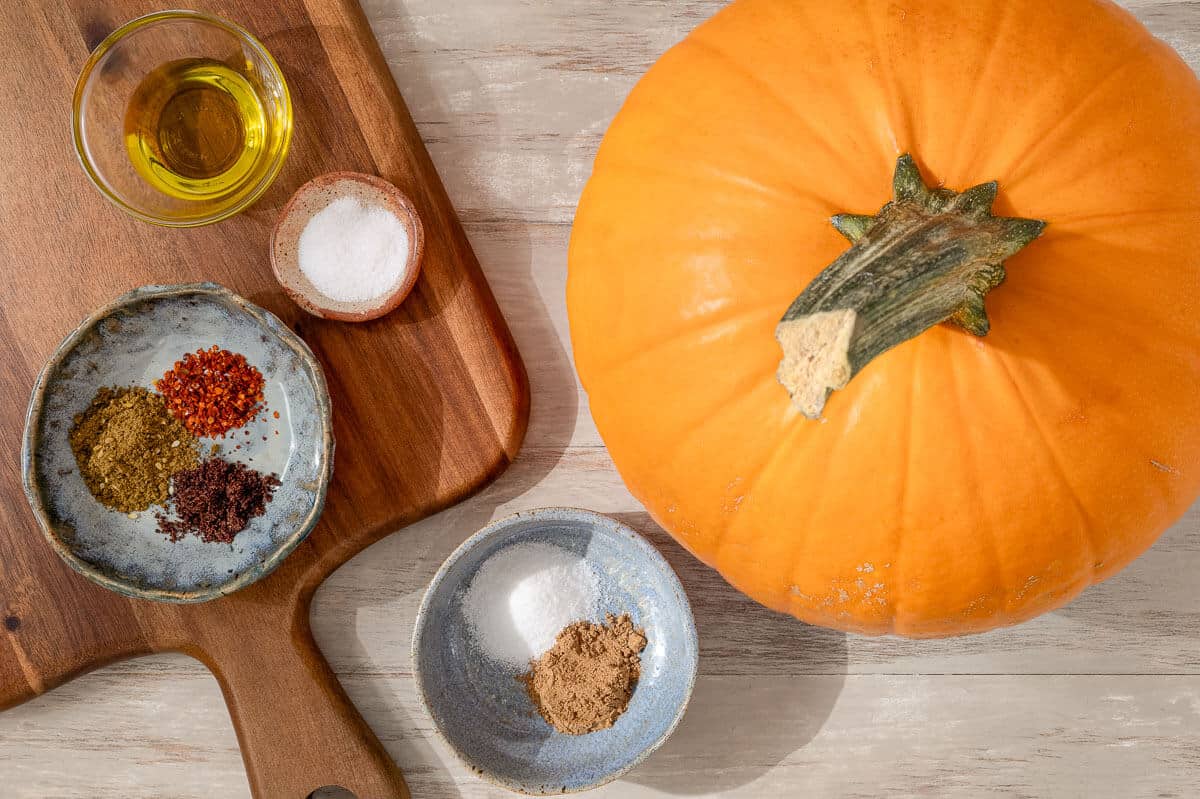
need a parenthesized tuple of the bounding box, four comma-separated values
(463, 542, 601, 667)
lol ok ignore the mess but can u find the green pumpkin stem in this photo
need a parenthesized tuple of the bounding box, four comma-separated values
(775, 154, 1046, 419)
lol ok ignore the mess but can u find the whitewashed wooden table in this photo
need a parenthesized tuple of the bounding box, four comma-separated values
(5, 2, 1200, 797)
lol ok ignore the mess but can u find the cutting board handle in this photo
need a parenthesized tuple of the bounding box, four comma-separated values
(199, 608, 410, 799)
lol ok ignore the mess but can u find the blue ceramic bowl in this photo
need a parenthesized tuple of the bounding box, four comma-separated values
(21, 283, 333, 603)
(413, 507, 698, 794)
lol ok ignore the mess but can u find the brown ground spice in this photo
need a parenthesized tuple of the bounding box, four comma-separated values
(521, 613, 647, 735)
(156, 458, 280, 544)
(69, 387, 199, 512)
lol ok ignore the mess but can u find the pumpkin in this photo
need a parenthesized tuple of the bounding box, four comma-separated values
(567, 0, 1200, 637)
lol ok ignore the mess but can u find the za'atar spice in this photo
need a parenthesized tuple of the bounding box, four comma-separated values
(69, 387, 199, 513)
(156, 345, 265, 438)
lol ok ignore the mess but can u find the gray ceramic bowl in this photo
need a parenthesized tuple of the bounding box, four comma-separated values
(413, 507, 698, 794)
(22, 283, 333, 603)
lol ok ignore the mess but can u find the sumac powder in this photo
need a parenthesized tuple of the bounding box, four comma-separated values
(157, 458, 280, 544)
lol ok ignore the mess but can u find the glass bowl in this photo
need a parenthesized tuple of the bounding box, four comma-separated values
(72, 10, 293, 227)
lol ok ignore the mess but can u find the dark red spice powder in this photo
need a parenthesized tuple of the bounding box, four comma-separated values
(156, 346, 265, 438)
(156, 458, 280, 544)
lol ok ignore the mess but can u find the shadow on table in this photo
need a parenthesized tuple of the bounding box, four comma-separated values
(611, 512, 849, 796)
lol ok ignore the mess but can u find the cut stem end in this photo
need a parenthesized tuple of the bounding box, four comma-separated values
(776, 155, 1045, 418)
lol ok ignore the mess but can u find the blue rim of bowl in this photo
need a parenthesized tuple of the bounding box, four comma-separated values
(412, 506, 700, 795)
(20, 283, 334, 604)
(70, 10, 294, 228)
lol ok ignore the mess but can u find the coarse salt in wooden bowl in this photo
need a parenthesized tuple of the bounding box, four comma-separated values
(271, 172, 425, 322)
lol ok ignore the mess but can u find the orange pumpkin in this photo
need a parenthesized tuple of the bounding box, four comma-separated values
(567, 0, 1200, 636)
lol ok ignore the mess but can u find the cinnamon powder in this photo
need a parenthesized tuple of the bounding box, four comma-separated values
(521, 613, 648, 735)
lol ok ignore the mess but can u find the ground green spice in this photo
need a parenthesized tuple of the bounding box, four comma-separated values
(69, 387, 200, 513)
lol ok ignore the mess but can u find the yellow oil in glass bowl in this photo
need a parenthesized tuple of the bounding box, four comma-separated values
(124, 58, 275, 201)
(73, 11, 292, 227)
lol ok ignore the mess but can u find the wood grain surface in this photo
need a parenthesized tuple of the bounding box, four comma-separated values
(4, 0, 1200, 797)
(0, 1, 527, 798)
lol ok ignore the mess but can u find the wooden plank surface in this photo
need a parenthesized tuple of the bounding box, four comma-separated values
(4, 0, 1200, 797)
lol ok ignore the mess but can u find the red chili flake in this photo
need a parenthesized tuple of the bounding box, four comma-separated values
(155, 346, 266, 438)
(273, 411, 280, 419)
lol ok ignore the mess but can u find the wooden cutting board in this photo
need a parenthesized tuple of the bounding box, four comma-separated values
(0, 1, 529, 797)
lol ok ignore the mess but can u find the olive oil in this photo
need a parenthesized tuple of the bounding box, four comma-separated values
(124, 58, 274, 200)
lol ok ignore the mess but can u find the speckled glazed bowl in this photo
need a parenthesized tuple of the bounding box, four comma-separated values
(413, 507, 698, 794)
(22, 283, 333, 603)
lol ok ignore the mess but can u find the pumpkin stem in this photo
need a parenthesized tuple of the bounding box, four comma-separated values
(775, 155, 1046, 418)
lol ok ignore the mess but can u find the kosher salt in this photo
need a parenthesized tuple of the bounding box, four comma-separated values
(297, 195, 411, 303)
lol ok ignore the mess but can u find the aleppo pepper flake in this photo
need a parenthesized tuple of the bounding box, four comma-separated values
(155, 346, 266, 438)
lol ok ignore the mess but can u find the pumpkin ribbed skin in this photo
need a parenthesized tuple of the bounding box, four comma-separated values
(567, 0, 1200, 636)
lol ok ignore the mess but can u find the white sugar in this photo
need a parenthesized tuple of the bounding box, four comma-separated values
(297, 195, 410, 303)
(463, 542, 600, 667)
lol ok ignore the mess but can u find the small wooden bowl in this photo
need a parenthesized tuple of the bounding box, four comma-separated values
(271, 172, 425, 322)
